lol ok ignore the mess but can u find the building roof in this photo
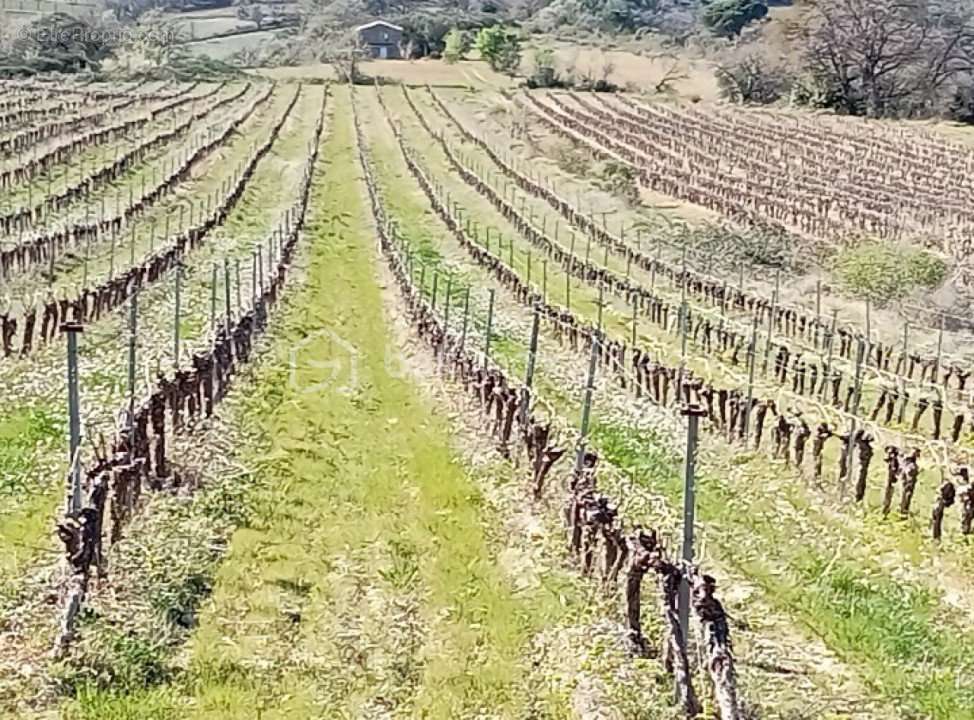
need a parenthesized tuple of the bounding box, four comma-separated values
(355, 20, 404, 32)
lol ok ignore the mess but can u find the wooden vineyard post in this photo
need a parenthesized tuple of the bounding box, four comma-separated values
(542, 259, 548, 304)
(64, 322, 83, 514)
(630, 300, 638, 349)
(566, 265, 572, 312)
(679, 300, 689, 366)
(459, 287, 471, 352)
(443, 276, 453, 333)
(596, 284, 605, 333)
(109, 227, 116, 280)
(677, 405, 706, 695)
(815, 279, 822, 349)
(127, 290, 138, 420)
(174, 264, 182, 369)
(844, 338, 866, 496)
(865, 299, 872, 365)
(209, 263, 218, 335)
(526, 251, 532, 288)
(431, 271, 439, 311)
(48, 237, 56, 281)
(899, 322, 910, 424)
(574, 330, 601, 474)
(251, 252, 258, 305)
(762, 270, 779, 375)
(235, 259, 242, 314)
(224, 259, 232, 327)
(743, 316, 758, 446)
(520, 304, 542, 438)
(821, 310, 839, 401)
(483, 289, 495, 369)
(934, 316, 944, 386)
(525, 304, 541, 392)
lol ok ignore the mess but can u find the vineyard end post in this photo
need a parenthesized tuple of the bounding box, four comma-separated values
(63, 322, 83, 514)
(678, 405, 706, 658)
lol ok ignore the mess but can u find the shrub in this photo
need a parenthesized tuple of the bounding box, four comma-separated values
(598, 161, 640, 205)
(527, 47, 559, 88)
(552, 143, 592, 176)
(475, 25, 521, 74)
(830, 242, 948, 305)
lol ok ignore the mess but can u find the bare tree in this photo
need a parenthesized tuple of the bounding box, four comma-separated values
(799, 0, 974, 117)
(654, 56, 689, 94)
(715, 46, 791, 104)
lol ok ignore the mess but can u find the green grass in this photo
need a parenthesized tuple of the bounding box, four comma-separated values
(0, 405, 62, 584)
(0, 406, 60, 490)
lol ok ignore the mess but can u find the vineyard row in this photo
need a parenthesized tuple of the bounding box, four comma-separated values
(53, 84, 327, 654)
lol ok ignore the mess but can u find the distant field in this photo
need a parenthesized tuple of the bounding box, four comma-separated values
(184, 28, 280, 59)
(258, 58, 516, 89)
(537, 39, 720, 100)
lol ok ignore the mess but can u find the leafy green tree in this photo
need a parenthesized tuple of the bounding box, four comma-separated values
(475, 25, 521, 74)
(702, 0, 768, 38)
(443, 28, 469, 64)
